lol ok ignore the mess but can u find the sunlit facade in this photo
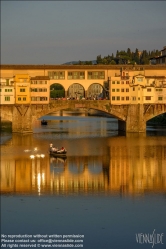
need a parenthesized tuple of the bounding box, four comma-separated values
(0, 78, 15, 104)
(1, 65, 166, 104)
(30, 76, 50, 104)
(14, 74, 31, 104)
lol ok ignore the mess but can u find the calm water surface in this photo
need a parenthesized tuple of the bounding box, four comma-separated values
(1, 115, 166, 249)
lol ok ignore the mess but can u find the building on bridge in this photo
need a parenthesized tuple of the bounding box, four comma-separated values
(14, 74, 31, 104)
(110, 68, 166, 104)
(149, 46, 166, 65)
(0, 77, 15, 104)
(30, 76, 50, 104)
(0, 64, 166, 105)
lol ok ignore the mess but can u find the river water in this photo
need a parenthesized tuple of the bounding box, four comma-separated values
(1, 114, 166, 249)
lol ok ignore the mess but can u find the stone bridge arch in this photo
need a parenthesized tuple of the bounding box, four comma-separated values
(1, 102, 165, 133)
(31, 100, 127, 122)
(143, 104, 166, 122)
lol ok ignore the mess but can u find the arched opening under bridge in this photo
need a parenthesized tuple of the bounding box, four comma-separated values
(146, 113, 166, 126)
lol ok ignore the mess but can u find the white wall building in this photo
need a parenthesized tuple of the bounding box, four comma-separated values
(0, 78, 15, 104)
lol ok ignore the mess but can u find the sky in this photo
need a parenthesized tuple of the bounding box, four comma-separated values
(1, 1, 166, 65)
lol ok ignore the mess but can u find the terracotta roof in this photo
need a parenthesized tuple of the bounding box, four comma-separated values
(1, 64, 166, 70)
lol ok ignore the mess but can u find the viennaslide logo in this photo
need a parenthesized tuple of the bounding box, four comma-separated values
(136, 229, 164, 248)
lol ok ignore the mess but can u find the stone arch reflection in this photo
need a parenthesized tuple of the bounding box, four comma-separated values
(88, 156, 103, 175)
(50, 157, 66, 174)
(68, 83, 85, 99)
(1, 145, 166, 195)
(68, 157, 85, 175)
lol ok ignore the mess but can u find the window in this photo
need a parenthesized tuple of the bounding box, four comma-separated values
(23, 97, 26, 101)
(121, 81, 124, 84)
(126, 97, 129, 100)
(132, 97, 136, 101)
(145, 96, 151, 100)
(88, 71, 104, 79)
(158, 97, 163, 101)
(116, 89, 120, 92)
(126, 81, 129, 84)
(117, 81, 120, 84)
(126, 89, 129, 92)
(20, 88, 25, 92)
(68, 71, 85, 80)
(147, 88, 151, 92)
(18, 97, 21, 101)
(5, 89, 12, 92)
(48, 71, 65, 80)
(137, 77, 143, 82)
(117, 96, 120, 100)
(112, 89, 115, 92)
(5, 96, 10, 101)
(112, 81, 115, 84)
(112, 96, 115, 100)
(133, 87, 135, 91)
(121, 89, 124, 92)
(121, 97, 124, 100)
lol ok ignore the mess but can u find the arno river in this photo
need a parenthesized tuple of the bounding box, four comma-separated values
(1, 113, 166, 249)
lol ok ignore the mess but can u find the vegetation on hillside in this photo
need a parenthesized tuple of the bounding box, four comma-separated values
(74, 48, 160, 65)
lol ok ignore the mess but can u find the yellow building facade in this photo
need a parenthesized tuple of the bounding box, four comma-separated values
(0, 78, 15, 104)
(30, 76, 50, 104)
(1, 65, 166, 104)
(14, 74, 31, 104)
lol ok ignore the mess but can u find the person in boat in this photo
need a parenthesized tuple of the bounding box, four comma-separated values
(50, 143, 53, 150)
(60, 147, 66, 152)
(52, 147, 58, 152)
(50, 143, 58, 152)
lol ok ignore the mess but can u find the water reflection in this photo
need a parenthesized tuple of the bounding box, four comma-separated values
(1, 144, 166, 195)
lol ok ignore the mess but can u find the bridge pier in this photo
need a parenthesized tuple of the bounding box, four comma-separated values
(126, 104, 146, 132)
(12, 105, 33, 133)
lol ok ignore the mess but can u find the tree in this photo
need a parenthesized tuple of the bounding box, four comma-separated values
(110, 60, 116, 65)
(50, 84, 65, 98)
(96, 55, 102, 64)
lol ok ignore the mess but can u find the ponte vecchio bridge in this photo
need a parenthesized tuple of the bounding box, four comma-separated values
(0, 100, 166, 133)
